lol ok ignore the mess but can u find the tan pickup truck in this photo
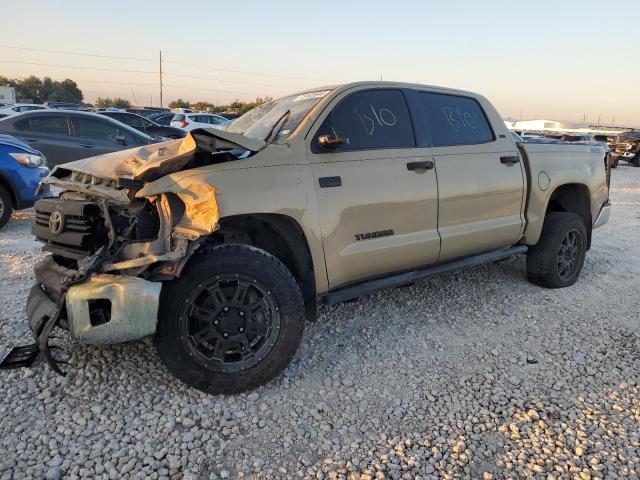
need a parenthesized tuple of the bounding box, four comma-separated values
(4, 82, 611, 394)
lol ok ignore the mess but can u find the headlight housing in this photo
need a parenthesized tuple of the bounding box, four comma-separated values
(9, 152, 46, 167)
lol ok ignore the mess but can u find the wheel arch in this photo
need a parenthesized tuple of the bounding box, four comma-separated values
(212, 213, 318, 321)
(544, 183, 592, 249)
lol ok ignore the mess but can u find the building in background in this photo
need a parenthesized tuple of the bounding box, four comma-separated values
(506, 118, 632, 136)
(0, 86, 16, 105)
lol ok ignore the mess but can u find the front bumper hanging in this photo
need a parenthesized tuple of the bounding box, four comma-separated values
(1, 253, 161, 376)
(1, 287, 66, 375)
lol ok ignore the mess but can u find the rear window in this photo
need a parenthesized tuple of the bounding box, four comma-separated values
(413, 92, 494, 147)
(15, 116, 69, 135)
(173, 114, 185, 122)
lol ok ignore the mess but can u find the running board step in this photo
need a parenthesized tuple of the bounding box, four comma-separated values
(323, 245, 528, 305)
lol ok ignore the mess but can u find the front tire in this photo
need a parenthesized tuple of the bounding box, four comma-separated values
(0, 185, 14, 230)
(154, 244, 305, 394)
(526, 212, 587, 288)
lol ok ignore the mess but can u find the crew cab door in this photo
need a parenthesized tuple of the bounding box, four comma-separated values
(408, 91, 526, 261)
(307, 88, 440, 288)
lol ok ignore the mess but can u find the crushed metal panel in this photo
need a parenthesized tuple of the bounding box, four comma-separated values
(174, 183, 220, 238)
(66, 275, 161, 345)
(46, 128, 267, 185)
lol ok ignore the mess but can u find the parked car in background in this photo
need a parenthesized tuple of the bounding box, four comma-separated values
(170, 113, 229, 131)
(519, 131, 545, 140)
(0, 110, 158, 167)
(523, 137, 566, 144)
(563, 134, 596, 142)
(45, 101, 85, 111)
(0, 134, 49, 229)
(98, 111, 186, 139)
(125, 108, 166, 118)
(615, 132, 640, 167)
(147, 112, 175, 126)
(0, 104, 49, 119)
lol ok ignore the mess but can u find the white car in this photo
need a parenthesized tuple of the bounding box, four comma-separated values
(0, 103, 49, 118)
(170, 113, 229, 131)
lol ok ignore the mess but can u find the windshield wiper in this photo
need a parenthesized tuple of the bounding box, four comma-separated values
(262, 110, 290, 147)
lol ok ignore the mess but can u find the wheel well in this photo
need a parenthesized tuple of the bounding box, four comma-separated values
(0, 174, 17, 209)
(212, 214, 317, 321)
(546, 184, 592, 249)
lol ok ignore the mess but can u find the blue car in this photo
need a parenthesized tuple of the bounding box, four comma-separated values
(0, 133, 49, 229)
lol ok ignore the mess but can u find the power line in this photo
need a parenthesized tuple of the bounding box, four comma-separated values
(0, 59, 309, 90)
(0, 45, 155, 62)
(162, 59, 332, 83)
(162, 71, 298, 89)
(6, 73, 272, 98)
(163, 83, 267, 97)
(0, 59, 156, 75)
(0, 44, 337, 83)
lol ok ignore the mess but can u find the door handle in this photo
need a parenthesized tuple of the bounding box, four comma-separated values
(79, 144, 94, 148)
(500, 155, 520, 165)
(19, 138, 38, 143)
(319, 176, 342, 188)
(406, 160, 434, 171)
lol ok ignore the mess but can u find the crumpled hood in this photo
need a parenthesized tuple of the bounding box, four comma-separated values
(48, 128, 266, 183)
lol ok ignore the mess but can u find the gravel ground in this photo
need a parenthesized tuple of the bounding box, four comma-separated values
(0, 166, 639, 480)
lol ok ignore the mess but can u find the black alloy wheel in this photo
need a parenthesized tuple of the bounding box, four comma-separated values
(179, 274, 281, 374)
(154, 244, 305, 394)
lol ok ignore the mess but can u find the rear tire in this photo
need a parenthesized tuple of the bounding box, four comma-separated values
(154, 243, 305, 394)
(0, 185, 13, 230)
(526, 212, 587, 288)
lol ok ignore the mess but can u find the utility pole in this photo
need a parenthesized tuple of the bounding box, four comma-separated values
(159, 50, 163, 108)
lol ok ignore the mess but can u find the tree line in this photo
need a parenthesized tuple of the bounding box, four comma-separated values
(0, 75, 83, 103)
(93, 96, 273, 113)
(167, 97, 274, 113)
(1, 74, 272, 113)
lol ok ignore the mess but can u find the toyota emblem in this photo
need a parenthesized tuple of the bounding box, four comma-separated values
(48, 211, 64, 235)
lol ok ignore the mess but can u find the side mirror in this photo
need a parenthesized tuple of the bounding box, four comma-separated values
(115, 132, 127, 146)
(318, 134, 345, 150)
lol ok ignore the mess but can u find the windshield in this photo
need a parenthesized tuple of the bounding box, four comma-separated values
(226, 89, 334, 141)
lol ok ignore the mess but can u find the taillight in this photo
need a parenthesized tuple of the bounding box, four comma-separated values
(181, 119, 188, 128)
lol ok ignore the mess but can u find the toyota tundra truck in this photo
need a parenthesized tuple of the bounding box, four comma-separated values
(1, 82, 611, 394)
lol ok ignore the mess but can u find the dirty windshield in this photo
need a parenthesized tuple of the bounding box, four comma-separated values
(226, 89, 334, 141)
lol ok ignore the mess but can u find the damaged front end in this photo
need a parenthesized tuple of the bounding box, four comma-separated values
(2, 129, 258, 374)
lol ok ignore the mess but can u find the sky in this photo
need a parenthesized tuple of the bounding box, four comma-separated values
(1, 0, 639, 126)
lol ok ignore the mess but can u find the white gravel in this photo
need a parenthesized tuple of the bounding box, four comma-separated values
(1, 166, 639, 480)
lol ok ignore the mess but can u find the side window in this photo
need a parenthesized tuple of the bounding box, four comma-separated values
(72, 117, 135, 144)
(314, 89, 414, 152)
(124, 115, 145, 128)
(413, 92, 494, 146)
(14, 116, 69, 135)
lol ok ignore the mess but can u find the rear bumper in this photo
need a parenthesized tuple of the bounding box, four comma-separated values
(27, 256, 162, 346)
(593, 200, 611, 230)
